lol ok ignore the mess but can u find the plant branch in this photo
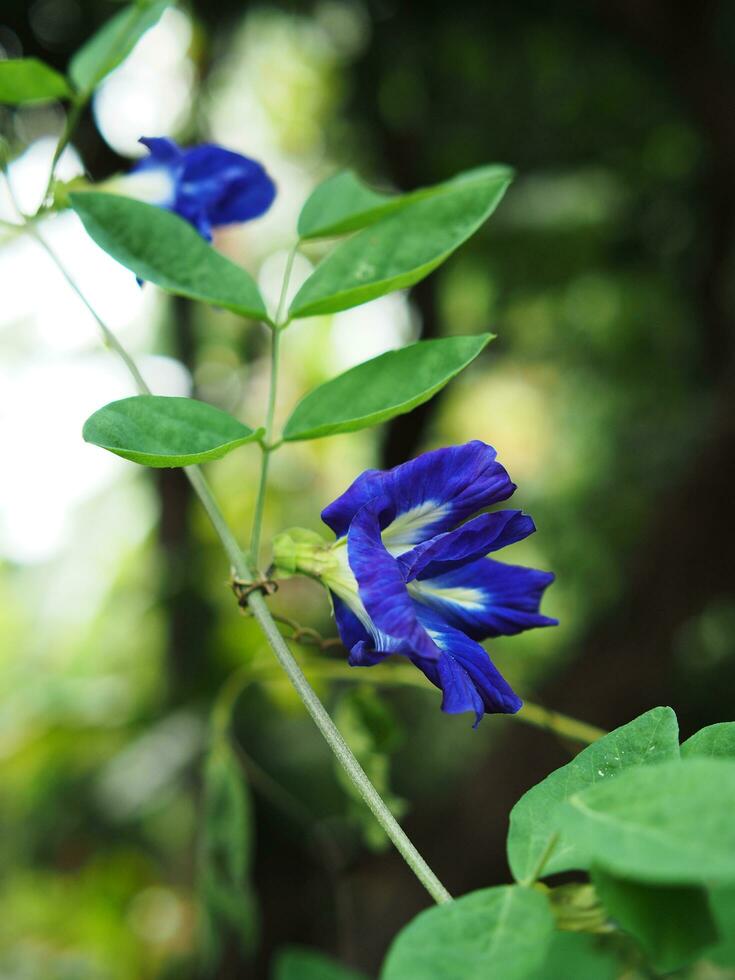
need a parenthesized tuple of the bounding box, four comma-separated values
(249, 244, 297, 565)
(256, 612, 606, 745)
(38, 99, 85, 213)
(28, 225, 150, 394)
(249, 325, 280, 565)
(35, 226, 452, 905)
(246, 587, 452, 903)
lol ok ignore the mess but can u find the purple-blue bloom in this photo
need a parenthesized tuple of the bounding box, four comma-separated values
(319, 442, 557, 726)
(131, 137, 276, 240)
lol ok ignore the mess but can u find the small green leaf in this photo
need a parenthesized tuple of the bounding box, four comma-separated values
(592, 867, 718, 972)
(0, 58, 72, 104)
(199, 738, 258, 972)
(83, 395, 263, 467)
(507, 707, 680, 884)
(380, 885, 554, 980)
(71, 193, 268, 320)
(681, 722, 735, 760)
(334, 687, 406, 852)
(560, 758, 735, 885)
(289, 165, 512, 318)
(298, 170, 398, 239)
(274, 946, 368, 980)
(69, 0, 170, 96)
(283, 334, 491, 442)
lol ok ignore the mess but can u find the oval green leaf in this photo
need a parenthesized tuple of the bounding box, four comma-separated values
(71, 193, 268, 321)
(681, 722, 735, 760)
(381, 885, 554, 980)
(289, 165, 512, 318)
(283, 334, 492, 442)
(69, 0, 170, 96)
(560, 758, 735, 885)
(83, 395, 263, 467)
(298, 170, 398, 239)
(507, 707, 680, 884)
(0, 58, 72, 104)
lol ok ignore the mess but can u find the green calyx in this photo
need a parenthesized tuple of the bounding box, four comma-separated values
(271, 527, 340, 581)
(542, 883, 611, 934)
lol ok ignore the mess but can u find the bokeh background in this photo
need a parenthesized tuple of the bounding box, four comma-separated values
(2, 1, 735, 977)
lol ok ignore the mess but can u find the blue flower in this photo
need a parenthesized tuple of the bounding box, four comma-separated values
(275, 442, 557, 726)
(129, 137, 276, 240)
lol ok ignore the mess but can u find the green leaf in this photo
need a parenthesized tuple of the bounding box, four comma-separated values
(334, 687, 406, 852)
(83, 395, 263, 467)
(273, 946, 368, 980)
(289, 165, 512, 318)
(69, 0, 170, 96)
(380, 885, 554, 980)
(507, 707, 680, 884)
(71, 193, 268, 320)
(592, 867, 718, 972)
(283, 334, 491, 442)
(0, 58, 72, 104)
(529, 932, 621, 980)
(708, 887, 735, 967)
(298, 170, 398, 239)
(681, 722, 735, 760)
(560, 758, 735, 885)
(198, 738, 258, 972)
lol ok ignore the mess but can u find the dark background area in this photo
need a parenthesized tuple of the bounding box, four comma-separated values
(1, 1, 734, 977)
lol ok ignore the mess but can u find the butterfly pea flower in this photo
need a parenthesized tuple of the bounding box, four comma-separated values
(273, 442, 557, 726)
(125, 137, 276, 240)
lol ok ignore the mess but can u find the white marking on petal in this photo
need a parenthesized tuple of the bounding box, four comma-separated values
(323, 538, 405, 654)
(408, 579, 486, 611)
(112, 166, 177, 207)
(381, 500, 449, 554)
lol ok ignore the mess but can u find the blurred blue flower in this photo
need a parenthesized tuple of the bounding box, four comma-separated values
(278, 442, 557, 726)
(131, 137, 276, 240)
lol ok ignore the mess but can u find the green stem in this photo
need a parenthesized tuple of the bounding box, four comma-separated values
(28, 227, 250, 578)
(514, 701, 605, 745)
(28, 225, 150, 394)
(35, 226, 452, 905)
(38, 99, 85, 213)
(525, 832, 560, 886)
(254, 655, 605, 746)
(185, 466, 248, 574)
(246, 587, 452, 903)
(249, 325, 280, 565)
(249, 245, 297, 566)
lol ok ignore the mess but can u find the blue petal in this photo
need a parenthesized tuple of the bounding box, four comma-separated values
(137, 136, 182, 165)
(347, 497, 440, 661)
(348, 641, 391, 667)
(331, 594, 406, 666)
(398, 510, 535, 581)
(410, 558, 558, 640)
(177, 144, 276, 226)
(332, 593, 370, 649)
(322, 468, 387, 538)
(413, 606, 522, 724)
(172, 199, 213, 242)
(331, 592, 414, 667)
(323, 442, 515, 545)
